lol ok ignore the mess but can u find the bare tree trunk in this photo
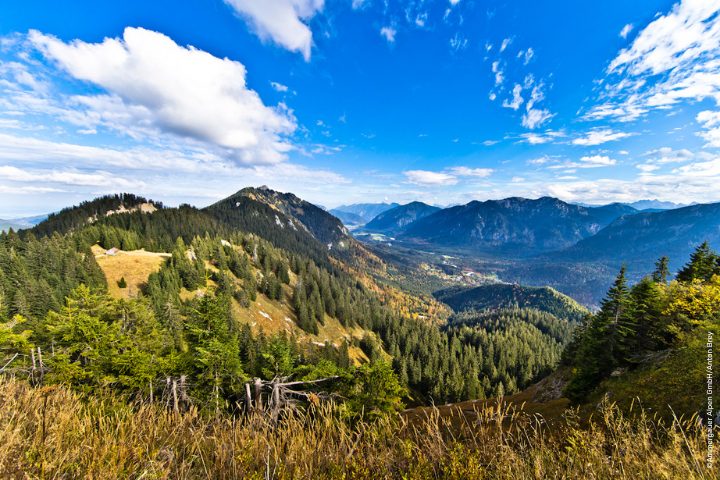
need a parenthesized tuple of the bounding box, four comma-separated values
(214, 372, 220, 416)
(149, 381, 153, 404)
(245, 382, 252, 412)
(30, 348, 36, 383)
(165, 377, 172, 409)
(272, 382, 281, 421)
(172, 379, 179, 413)
(179, 375, 188, 407)
(36, 347, 43, 384)
(254, 378, 263, 411)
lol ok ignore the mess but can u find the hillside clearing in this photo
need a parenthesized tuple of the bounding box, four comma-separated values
(91, 244, 170, 299)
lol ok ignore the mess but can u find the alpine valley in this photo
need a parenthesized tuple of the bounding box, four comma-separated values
(1, 0, 719, 477)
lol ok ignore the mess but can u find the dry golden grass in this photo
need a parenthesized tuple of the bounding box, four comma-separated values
(92, 245, 170, 299)
(0, 378, 713, 479)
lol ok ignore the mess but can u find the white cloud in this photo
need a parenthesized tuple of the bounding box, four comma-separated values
(521, 82, 553, 129)
(380, 26, 397, 43)
(572, 128, 633, 146)
(578, 155, 617, 167)
(0, 165, 146, 188)
(517, 47, 534, 65)
(403, 166, 493, 186)
(491, 61, 504, 86)
(500, 37, 512, 52)
(586, 0, 720, 125)
(644, 146, 695, 164)
(520, 130, 565, 144)
(0, 133, 232, 173)
(224, 0, 323, 60)
(29, 27, 296, 165)
(697, 109, 720, 146)
(619, 23, 634, 39)
(636, 163, 660, 172)
(522, 108, 554, 129)
(270, 81, 289, 92)
(404, 170, 458, 186)
(450, 34, 468, 51)
(609, 1, 719, 76)
(527, 156, 553, 165)
(502, 84, 524, 110)
(448, 166, 493, 177)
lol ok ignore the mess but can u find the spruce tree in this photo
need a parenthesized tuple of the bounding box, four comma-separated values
(676, 242, 720, 282)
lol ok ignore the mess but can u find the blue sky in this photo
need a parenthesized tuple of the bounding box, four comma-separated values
(1, 0, 719, 216)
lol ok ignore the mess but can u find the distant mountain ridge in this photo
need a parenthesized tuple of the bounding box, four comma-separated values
(0, 214, 47, 232)
(557, 201, 720, 272)
(396, 197, 637, 255)
(330, 202, 400, 226)
(362, 201, 441, 235)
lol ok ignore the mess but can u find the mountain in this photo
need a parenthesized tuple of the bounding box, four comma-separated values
(626, 199, 688, 210)
(330, 202, 400, 226)
(32, 194, 160, 237)
(204, 186, 354, 259)
(558, 201, 720, 273)
(329, 210, 366, 228)
(398, 197, 637, 255)
(435, 283, 588, 322)
(362, 201, 441, 235)
(0, 214, 49, 232)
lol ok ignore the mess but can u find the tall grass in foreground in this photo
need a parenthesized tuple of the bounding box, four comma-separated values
(0, 378, 713, 479)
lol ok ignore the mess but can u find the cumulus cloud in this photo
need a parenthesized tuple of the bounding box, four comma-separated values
(572, 128, 633, 146)
(224, 0, 323, 60)
(29, 27, 296, 165)
(404, 169, 458, 186)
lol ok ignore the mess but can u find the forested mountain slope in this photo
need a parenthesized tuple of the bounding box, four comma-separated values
(557, 201, 720, 273)
(398, 197, 636, 255)
(435, 283, 588, 322)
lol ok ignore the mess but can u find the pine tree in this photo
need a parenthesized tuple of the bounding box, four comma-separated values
(676, 242, 720, 282)
(652, 256, 670, 284)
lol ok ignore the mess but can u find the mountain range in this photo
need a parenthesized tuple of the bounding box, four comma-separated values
(330, 202, 399, 227)
(393, 197, 637, 255)
(0, 214, 48, 232)
(15, 188, 720, 307)
(362, 201, 441, 235)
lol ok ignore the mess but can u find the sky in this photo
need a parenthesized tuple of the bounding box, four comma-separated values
(1, 0, 720, 216)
